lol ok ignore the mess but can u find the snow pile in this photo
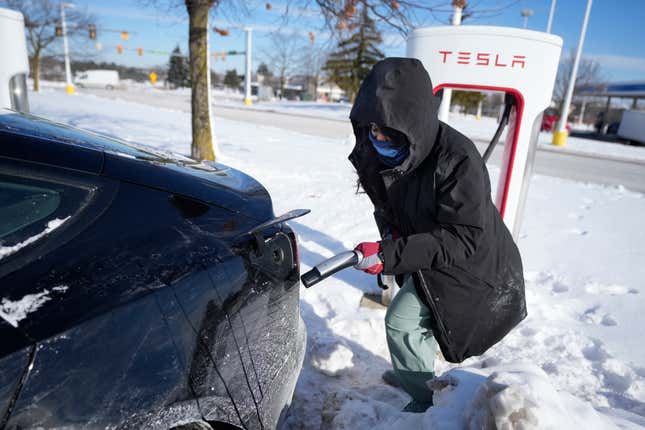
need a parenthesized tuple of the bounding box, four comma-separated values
(451, 365, 615, 430)
(0, 217, 70, 260)
(322, 365, 620, 430)
(28, 90, 645, 429)
(310, 336, 355, 377)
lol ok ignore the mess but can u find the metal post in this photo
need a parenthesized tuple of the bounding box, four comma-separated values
(578, 97, 586, 126)
(61, 2, 74, 94)
(438, 2, 463, 122)
(552, 0, 592, 146)
(546, 0, 557, 33)
(244, 27, 252, 105)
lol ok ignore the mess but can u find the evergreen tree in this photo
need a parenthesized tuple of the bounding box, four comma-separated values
(223, 69, 242, 89)
(167, 45, 190, 88)
(322, 3, 384, 102)
(257, 63, 272, 77)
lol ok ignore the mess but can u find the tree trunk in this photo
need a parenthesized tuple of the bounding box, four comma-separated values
(32, 51, 41, 92)
(187, 0, 215, 161)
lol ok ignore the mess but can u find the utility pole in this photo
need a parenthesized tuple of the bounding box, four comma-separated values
(244, 27, 252, 105)
(60, 2, 74, 94)
(546, 0, 556, 33)
(553, 0, 592, 146)
(521, 9, 534, 29)
(438, 0, 465, 122)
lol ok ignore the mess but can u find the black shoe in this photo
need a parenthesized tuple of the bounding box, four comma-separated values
(381, 369, 401, 388)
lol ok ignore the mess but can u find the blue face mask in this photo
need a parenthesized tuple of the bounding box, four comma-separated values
(368, 131, 409, 167)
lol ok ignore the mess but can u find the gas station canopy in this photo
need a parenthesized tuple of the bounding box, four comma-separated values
(578, 81, 645, 98)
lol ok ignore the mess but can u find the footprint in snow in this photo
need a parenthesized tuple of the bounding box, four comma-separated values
(551, 281, 569, 293)
(520, 327, 537, 337)
(581, 305, 618, 327)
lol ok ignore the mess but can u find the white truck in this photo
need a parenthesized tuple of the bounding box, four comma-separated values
(617, 110, 645, 145)
(0, 7, 30, 112)
(74, 70, 120, 89)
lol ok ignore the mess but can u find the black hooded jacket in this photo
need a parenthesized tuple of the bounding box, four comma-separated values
(349, 58, 526, 363)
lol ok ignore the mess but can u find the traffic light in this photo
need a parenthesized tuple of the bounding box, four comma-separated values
(55, 26, 62, 37)
(117, 44, 123, 54)
(88, 24, 96, 40)
(221, 52, 226, 61)
(120, 31, 129, 40)
(138, 47, 143, 56)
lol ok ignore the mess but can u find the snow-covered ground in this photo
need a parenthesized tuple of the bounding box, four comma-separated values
(28, 89, 645, 429)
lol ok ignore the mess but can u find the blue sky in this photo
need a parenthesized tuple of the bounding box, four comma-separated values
(65, 0, 645, 82)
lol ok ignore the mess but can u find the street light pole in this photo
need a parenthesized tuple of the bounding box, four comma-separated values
(438, 0, 464, 122)
(521, 9, 534, 29)
(546, 0, 557, 33)
(60, 2, 74, 94)
(553, 0, 593, 146)
(243, 27, 252, 105)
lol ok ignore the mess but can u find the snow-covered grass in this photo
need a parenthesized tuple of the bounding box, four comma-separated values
(27, 90, 645, 429)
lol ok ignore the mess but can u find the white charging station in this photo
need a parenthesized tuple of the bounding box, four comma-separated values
(407, 26, 563, 239)
(0, 7, 30, 113)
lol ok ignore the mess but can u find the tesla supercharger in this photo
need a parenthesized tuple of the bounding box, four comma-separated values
(407, 26, 563, 239)
(0, 7, 30, 113)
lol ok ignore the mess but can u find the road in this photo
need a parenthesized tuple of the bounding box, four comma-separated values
(85, 88, 645, 192)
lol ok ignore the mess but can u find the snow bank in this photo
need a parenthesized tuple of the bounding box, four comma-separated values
(322, 364, 620, 430)
(433, 364, 616, 430)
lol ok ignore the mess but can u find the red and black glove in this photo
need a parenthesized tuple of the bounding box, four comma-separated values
(354, 241, 384, 275)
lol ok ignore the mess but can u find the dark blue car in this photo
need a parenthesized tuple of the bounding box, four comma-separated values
(0, 111, 307, 430)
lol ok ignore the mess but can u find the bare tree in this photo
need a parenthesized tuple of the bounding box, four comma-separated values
(300, 43, 329, 100)
(186, 0, 216, 161)
(554, 50, 604, 114)
(264, 32, 302, 99)
(2, 0, 93, 92)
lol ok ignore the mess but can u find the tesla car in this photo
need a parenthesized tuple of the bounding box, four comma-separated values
(0, 110, 307, 430)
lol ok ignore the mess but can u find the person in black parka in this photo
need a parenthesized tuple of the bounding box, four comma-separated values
(349, 58, 526, 412)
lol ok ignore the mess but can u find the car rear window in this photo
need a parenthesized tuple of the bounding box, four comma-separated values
(0, 181, 60, 239)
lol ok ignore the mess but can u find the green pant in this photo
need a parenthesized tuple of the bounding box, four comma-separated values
(385, 276, 438, 404)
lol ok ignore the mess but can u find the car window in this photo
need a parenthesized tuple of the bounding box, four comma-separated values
(0, 181, 61, 239)
(0, 173, 88, 261)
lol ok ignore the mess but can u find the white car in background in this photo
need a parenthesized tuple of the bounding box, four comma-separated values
(0, 7, 29, 112)
(74, 69, 120, 90)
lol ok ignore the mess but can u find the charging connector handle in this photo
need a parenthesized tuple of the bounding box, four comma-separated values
(482, 93, 516, 163)
(301, 250, 363, 288)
